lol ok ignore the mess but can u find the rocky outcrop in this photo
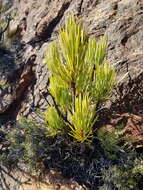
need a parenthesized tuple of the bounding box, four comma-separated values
(0, 0, 143, 131)
(0, 0, 143, 189)
(0, 166, 85, 190)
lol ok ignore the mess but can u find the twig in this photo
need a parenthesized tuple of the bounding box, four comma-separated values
(40, 89, 74, 127)
(0, 15, 12, 41)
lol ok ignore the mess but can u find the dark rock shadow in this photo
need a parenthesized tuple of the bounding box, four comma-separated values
(96, 72, 143, 129)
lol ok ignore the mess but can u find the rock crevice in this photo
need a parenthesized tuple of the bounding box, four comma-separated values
(0, 0, 143, 126)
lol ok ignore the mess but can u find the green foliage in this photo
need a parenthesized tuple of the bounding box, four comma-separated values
(49, 76, 72, 111)
(45, 106, 66, 136)
(0, 80, 6, 87)
(100, 152, 143, 190)
(93, 61, 116, 103)
(68, 94, 97, 142)
(133, 158, 143, 175)
(97, 126, 126, 159)
(1, 118, 143, 190)
(2, 118, 48, 172)
(45, 16, 118, 142)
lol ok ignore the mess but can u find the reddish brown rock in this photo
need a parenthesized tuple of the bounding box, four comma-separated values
(0, 0, 143, 133)
(105, 113, 143, 148)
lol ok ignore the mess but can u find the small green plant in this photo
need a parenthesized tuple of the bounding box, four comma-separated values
(0, 80, 6, 87)
(97, 126, 126, 159)
(45, 16, 118, 143)
(2, 118, 48, 172)
(100, 152, 143, 190)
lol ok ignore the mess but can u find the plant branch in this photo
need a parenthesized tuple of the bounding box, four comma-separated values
(0, 15, 12, 41)
(40, 90, 74, 128)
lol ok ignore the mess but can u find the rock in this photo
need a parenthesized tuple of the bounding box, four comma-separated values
(104, 113, 143, 148)
(1, 0, 143, 189)
(0, 0, 143, 139)
(0, 50, 15, 115)
(7, 20, 19, 38)
(0, 166, 86, 190)
(0, 0, 14, 10)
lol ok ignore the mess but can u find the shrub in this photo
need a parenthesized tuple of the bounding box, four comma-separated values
(100, 152, 143, 190)
(97, 126, 124, 160)
(1, 118, 143, 190)
(45, 16, 117, 143)
(1, 118, 49, 172)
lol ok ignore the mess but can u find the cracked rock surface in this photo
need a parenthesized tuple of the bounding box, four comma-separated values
(0, 0, 143, 190)
(0, 0, 143, 130)
(0, 0, 142, 122)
